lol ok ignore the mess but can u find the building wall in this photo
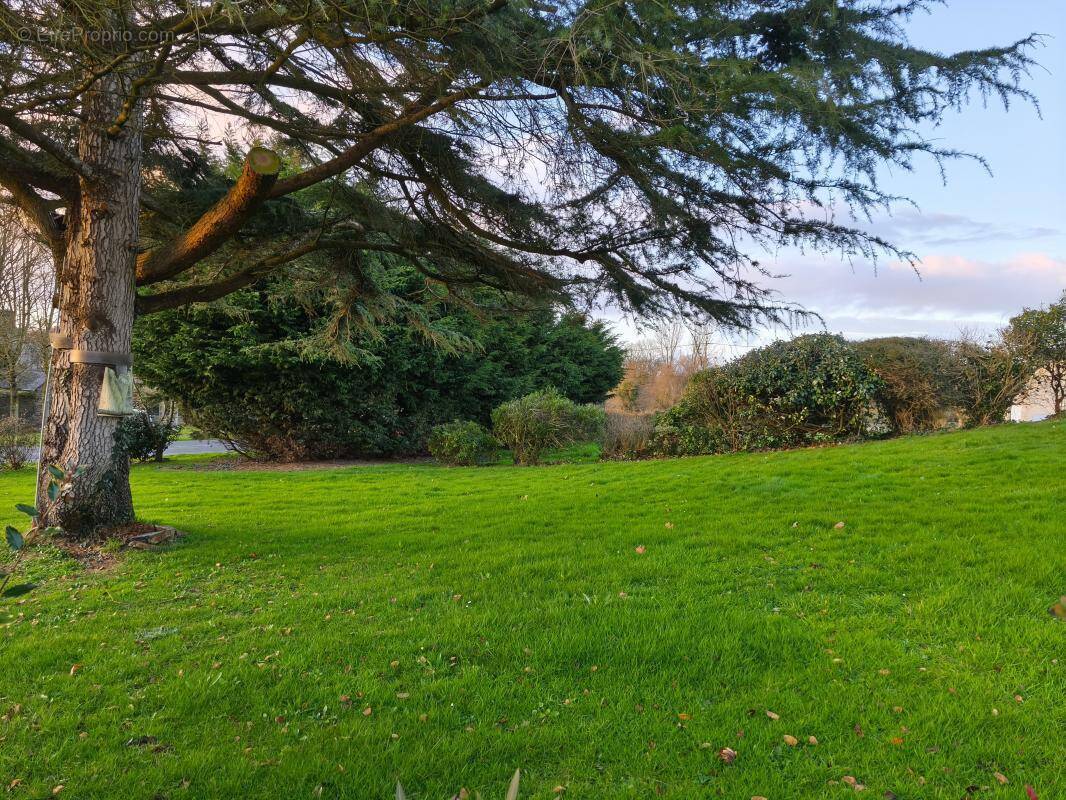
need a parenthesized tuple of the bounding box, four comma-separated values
(1010, 368, 1057, 422)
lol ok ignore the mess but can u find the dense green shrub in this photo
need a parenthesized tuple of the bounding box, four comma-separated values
(853, 336, 964, 433)
(117, 413, 181, 463)
(133, 281, 622, 461)
(655, 334, 883, 455)
(491, 388, 605, 466)
(652, 404, 727, 457)
(427, 421, 498, 466)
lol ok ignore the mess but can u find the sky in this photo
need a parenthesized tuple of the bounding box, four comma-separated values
(614, 0, 1066, 351)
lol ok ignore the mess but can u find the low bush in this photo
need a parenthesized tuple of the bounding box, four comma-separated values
(0, 417, 35, 471)
(573, 403, 607, 444)
(950, 337, 1033, 427)
(117, 413, 180, 463)
(854, 336, 963, 433)
(602, 413, 658, 460)
(656, 334, 883, 455)
(492, 388, 605, 466)
(427, 421, 498, 466)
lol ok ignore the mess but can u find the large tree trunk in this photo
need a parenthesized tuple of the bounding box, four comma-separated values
(37, 73, 142, 534)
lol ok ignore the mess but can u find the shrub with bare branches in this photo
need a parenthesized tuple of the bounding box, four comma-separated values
(0, 417, 35, 471)
(602, 413, 658, 460)
(950, 334, 1035, 427)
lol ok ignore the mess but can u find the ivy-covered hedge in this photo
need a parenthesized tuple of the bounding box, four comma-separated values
(853, 336, 964, 433)
(653, 334, 884, 456)
(133, 289, 622, 461)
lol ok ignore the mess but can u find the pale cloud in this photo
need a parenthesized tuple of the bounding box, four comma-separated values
(762, 250, 1066, 340)
(859, 209, 1059, 248)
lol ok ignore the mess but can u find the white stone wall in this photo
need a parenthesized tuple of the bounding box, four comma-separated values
(1010, 368, 1058, 422)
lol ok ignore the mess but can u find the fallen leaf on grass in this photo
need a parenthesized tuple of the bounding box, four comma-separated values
(834, 521, 846, 529)
(765, 710, 779, 721)
(842, 775, 866, 791)
(783, 734, 798, 746)
(634, 545, 646, 555)
(993, 772, 1008, 785)
(69, 664, 82, 676)
(1049, 596, 1066, 619)
(718, 747, 737, 764)
(1026, 786, 1039, 799)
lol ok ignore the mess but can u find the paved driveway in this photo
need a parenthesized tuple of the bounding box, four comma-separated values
(24, 438, 229, 461)
(164, 439, 228, 456)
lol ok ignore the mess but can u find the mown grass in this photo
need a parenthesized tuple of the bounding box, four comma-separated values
(0, 421, 1063, 799)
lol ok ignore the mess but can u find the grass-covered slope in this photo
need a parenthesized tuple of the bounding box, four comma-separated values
(1, 421, 1063, 799)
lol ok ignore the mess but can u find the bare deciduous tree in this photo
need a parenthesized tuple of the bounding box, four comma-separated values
(0, 206, 53, 421)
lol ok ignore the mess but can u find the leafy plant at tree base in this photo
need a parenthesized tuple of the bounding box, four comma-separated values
(1, 465, 78, 596)
(396, 768, 520, 800)
(492, 389, 606, 466)
(428, 421, 499, 466)
(117, 413, 181, 463)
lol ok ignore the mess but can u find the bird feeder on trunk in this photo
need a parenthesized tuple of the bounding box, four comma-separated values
(48, 332, 135, 417)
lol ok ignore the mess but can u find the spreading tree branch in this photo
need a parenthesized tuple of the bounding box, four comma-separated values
(137, 239, 321, 314)
(0, 163, 65, 262)
(269, 82, 489, 198)
(0, 107, 94, 181)
(136, 147, 282, 285)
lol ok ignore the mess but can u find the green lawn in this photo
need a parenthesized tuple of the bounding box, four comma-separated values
(1, 422, 1063, 799)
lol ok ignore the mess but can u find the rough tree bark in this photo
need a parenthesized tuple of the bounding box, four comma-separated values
(36, 73, 142, 532)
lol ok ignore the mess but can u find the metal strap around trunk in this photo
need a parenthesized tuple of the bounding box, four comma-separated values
(68, 350, 133, 367)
